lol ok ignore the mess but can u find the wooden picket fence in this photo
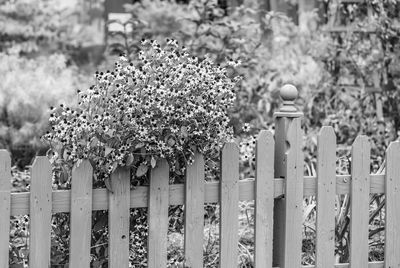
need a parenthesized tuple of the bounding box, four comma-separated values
(1, 85, 400, 268)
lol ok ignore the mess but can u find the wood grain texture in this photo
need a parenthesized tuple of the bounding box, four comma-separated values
(69, 160, 93, 267)
(315, 127, 336, 268)
(108, 167, 130, 268)
(273, 117, 286, 266)
(184, 152, 205, 268)
(0, 150, 11, 268)
(384, 141, 400, 268)
(254, 130, 274, 268)
(220, 142, 239, 268)
(283, 117, 304, 268)
(301, 261, 383, 268)
(10, 174, 388, 215)
(148, 159, 169, 268)
(350, 136, 370, 268)
(29, 156, 52, 268)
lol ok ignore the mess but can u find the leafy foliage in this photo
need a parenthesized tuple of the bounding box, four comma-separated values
(43, 39, 240, 184)
(0, 53, 87, 167)
(0, 0, 104, 56)
(304, 0, 400, 263)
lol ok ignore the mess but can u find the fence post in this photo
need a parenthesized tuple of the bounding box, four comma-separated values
(272, 84, 303, 267)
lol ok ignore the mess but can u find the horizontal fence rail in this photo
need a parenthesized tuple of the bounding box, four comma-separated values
(8, 174, 387, 216)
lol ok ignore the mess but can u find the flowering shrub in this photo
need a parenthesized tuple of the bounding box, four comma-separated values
(43, 39, 240, 183)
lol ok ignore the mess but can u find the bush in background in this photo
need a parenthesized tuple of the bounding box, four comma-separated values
(0, 53, 88, 166)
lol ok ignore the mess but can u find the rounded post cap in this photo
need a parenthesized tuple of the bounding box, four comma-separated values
(279, 84, 298, 112)
(279, 84, 298, 102)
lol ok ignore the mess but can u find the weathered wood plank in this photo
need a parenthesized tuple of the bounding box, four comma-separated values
(315, 127, 336, 268)
(273, 117, 286, 266)
(29, 156, 52, 268)
(220, 142, 239, 268)
(384, 141, 400, 268)
(184, 153, 205, 268)
(148, 159, 169, 268)
(283, 117, 304, 268)
(302, 261, 383, 268)
(0, 150, 11, 268)
(108, 167, 130, 268)
(254, 130, 274, 268)
(69, 160, 93, 267)
(350, 136, 370, 268)
(10, 174, 389, 215)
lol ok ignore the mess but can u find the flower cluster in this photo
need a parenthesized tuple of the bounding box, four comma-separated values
(42, 39, 240, 182)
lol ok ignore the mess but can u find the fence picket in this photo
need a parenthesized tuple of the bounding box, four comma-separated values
(184, 152, 205, 268)
(69, 160, 93, 267)
(29, 156, 52, 268)
(148, 159, 169, 268)
(108, 167, 130, 268)
(283, 117, 304, 268)
(350, 136, 370, 268)
(220, 142, 239, 268)
(384, 141, 400, 268)
(315, 126, 336, 267)
(254, 130, 274, 268)
(0, 150, 11, 268)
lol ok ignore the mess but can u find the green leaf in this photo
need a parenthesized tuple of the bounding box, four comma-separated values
(90, 137, 99, 147)
(105, 146, 114, 156)
(135, 142, 145, 149)
(150, 156, 156, 168)
(59, 166, 69, 184)
(93, 213, 107, 232)
(46, 149, 58, 164)
(111, 161, 118, 173)
(104, 177, 113, 193)
(105, 128, 115, 136)
(126, 153, 134, 166)
(136, 164, 148, 177)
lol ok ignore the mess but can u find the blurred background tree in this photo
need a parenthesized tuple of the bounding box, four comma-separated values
(0, 0, 104, 167)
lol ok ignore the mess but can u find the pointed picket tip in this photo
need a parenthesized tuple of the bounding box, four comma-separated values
(0, 150, 11, 188)
(186, 152, 205, 173)
(71, 159, 93, 195)
(256, 130, 274, 172)
(387, 141, 400, 153)
(150, 158, 169, 183)
(221, 142, 239, 157)
(352, 135, 370, 147)
(257, 130, 274, 144)
(351, 136, 370, 159)
(0, 149, 11, 161)
(72, 159, 93, 174)
(31, 156, 52, 172)
(31, 155, 51, 165)
(318, 126, 336, 141)
(154, 158, 169, 170)
(193, 151, 204, 165)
